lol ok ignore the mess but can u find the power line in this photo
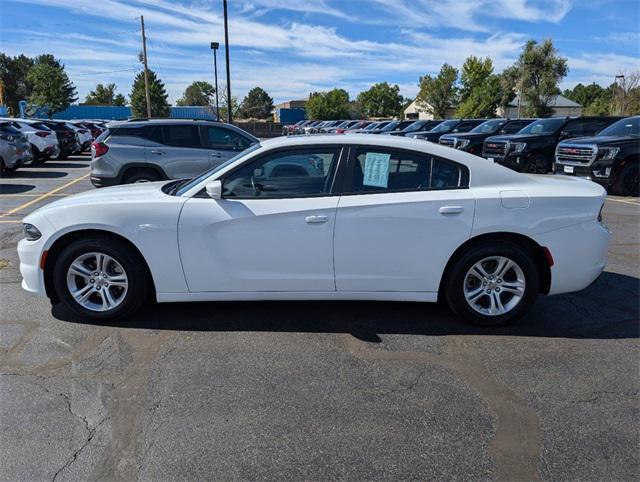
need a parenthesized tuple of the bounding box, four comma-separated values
(72, 68, 139, 76)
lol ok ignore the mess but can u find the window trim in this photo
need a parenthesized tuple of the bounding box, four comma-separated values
(339, 145, 470, 196)
(214, 145, 348, 200)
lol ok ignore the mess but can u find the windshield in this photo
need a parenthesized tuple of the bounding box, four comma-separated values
(597, 116, 639, 137)
(175, 143, 262, 196)
(430, 120, 458, 133)
(363, 122, 379, 131)
(470, 119, 506, 134)
(379, 121, 399, 132)
(517, 118, 565, 135)
(402, 120, 426, 132)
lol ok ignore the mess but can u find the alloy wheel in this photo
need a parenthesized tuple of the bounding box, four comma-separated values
(463, 256, 526, 316)
(66, 252, 128, 312)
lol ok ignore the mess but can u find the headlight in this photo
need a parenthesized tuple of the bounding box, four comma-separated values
(456, 139, 470, 149)
(511, 142, 527, 152)
(597, 147, 619, 160)
(23, 223, 42, 241)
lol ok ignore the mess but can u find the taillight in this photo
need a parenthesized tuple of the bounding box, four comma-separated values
(35, 131, 49, 137)
(92, 141, 109, 157)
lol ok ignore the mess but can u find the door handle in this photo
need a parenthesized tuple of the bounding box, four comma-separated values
(439, 206, 464, 215)
(150, 149, 165, 155)
(305, 215, 328, 224)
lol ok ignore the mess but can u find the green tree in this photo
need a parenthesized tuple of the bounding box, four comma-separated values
(239, 86, 274, 119)
(356, 82, 403, 118)
(176, 81, 215, 107)
(130, 69, 170, 118)
(305, 88, 350, 120)
(456, 56, 502, 118)
(218, 83, 240, 120)
(0, 53, 35, 113)
(84, 83, 126, 105)
(563, 83, 605, 109)
(416, 63, 458, 119)
(26, 54, 77, 116)
(507, 39, 568, 117)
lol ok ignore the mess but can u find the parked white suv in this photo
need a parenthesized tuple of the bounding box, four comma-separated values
(90, 119, 258, 186)
(1, 118, 60, 163)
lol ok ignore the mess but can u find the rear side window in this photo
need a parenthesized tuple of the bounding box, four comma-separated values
(153, 125, 202, 148)
(109, 126, 151, 139)
(454, 121, 480, 132)
(347, 148, 468, 194)
(562, 119, 585, 136)
(206, 126, 251, 151)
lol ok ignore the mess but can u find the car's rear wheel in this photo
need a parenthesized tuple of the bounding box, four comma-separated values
(52, 236, 150, 321)
(123, 168, 162, 184)
(445, 241, 539, 326)
(613, 162, 639, 197)
(525, 154, 550, 174)
(31, 146, 45, 165)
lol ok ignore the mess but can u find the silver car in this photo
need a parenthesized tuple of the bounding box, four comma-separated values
(90, 119, 259, 186)
(1, 118, 60, 162)
(0, 121, 33, 174)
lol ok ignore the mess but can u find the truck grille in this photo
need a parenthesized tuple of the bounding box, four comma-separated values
(439, 138, 455, 148)
(556, 145, 596, 164)
(483, 141, 508, 157)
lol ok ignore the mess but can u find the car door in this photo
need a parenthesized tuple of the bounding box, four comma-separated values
(334, 146, 475, 293)
(147, 124, 210, 179)
(177, 146, 344, 292)
(204, 125, 254, 168)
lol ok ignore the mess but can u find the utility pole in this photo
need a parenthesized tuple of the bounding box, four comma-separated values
(517, 60, 525, 118)
(210, 42, 220, 120)
(223, 0, 232, 124)
(140, 15, 152, 118)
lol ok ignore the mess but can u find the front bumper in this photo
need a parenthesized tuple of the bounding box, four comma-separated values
(553, 163, 614, 188)
(18, 237, 47, 297)
(485, 152, 527, 171)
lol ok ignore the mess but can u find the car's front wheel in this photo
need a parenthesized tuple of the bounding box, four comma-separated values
(52, 236, 150, 321)
(445, 241, 539, 326)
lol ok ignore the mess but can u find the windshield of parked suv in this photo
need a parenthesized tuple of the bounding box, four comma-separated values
(402, 120, 426, 132)
(470, 119, 507, 134)
(174, 143, 262, 196)
(430, 120, 458, 133)
(379, 121, 400, 132)
(597, 116, 639, 137)
(517, 118, 565, 135)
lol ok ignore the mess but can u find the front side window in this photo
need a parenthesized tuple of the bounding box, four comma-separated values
(500, 120, 532, 134)
(222, 148, 340, 199)
(562, 119, 585, 137)
(347, 148, 468, 194)
(156, 125, 202, 148)
(207, 126, 251, 151)
(471, 119, 506, 134)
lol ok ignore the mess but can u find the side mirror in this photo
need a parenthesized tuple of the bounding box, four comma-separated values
(205, 180, 222, 200)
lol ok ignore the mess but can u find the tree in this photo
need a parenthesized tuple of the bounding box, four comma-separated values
(455, 56, 502, 118)
(416, 64, 458, 119)
(130, 69, 170, 118)
(356, 82, 403, 118)
(218, 83, 240, 120)
(611, 70, 640, 116)
(0, 54, 34, 113)
(84, 83, 126, 105)
(176, 81, 215, 107)
(305, 88, 350, 120)
(239, 86, 274, 119)
(508, 39, 568, 117)
(26, 54, 77, 117)
(563, 83, 605, 109)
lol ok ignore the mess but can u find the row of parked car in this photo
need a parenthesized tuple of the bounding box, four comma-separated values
(282, 116, 639, 196)
(0, 118, 107, 175)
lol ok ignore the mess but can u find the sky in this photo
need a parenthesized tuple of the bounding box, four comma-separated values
(1, 0, 639, 105)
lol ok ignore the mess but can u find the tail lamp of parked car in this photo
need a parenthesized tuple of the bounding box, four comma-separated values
(92, 141, 109, 158)
(35, 131, 51, 138)
(334, 129, 346, 134)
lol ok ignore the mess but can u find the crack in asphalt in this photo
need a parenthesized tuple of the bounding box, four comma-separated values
(52, 417, 109, 482)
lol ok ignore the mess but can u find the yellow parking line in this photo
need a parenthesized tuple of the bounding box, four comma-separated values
(607, 198, 640, 206)
(0, 220, 22, 224)
(0, 173, 90, 219)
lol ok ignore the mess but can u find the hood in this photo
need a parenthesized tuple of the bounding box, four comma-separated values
(28, 181, 172, 214)
(559, 135, 636, 146)
(485, 133, 544, 143)
(411, 131, 443, 141)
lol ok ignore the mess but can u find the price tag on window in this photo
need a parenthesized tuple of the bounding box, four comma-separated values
(363, 152, 391, 188)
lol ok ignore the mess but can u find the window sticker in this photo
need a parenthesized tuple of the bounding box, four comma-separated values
(363, 152, 391, 188)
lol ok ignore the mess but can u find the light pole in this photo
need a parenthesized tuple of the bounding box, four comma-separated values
(223, 0, 232, 124)
(210, 42, 220, 121)
(615, 74, 625, 116)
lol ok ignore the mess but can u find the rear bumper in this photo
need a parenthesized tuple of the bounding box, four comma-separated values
(90, 175, 121, 188)
(535, 220, 611, 295)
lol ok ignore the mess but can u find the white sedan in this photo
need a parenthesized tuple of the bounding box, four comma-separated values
(18, 134, 610, 325)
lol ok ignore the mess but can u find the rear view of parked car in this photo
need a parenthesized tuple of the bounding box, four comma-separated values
(2, 118, 60, 163)
(554, 115, 639, 196)
(483, 116, 621, 174)
(0, 121, 33, 173)
(40, 120, 81, 159)
(91, 119, 259, 186)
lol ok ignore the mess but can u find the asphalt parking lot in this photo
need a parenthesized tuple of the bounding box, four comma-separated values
(0, 156, 638, 480)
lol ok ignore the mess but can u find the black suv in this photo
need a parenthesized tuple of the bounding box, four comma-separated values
(438, 118, 535, 156)
(386, 119, 443, 136)
(40, 120, 81, 159)
(482, 116, 621, 173)
(409, 119, 486, 143)
(554, 116, 639, 196)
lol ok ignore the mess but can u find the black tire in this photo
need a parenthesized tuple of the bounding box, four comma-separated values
(123, 168, 162, 184)
(445, 241, 539, 326)
(613, 162, 639, 197)
(31, 145, 45, 165)
(52, 236, 150, 321)
(525, 154, 550, 174)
